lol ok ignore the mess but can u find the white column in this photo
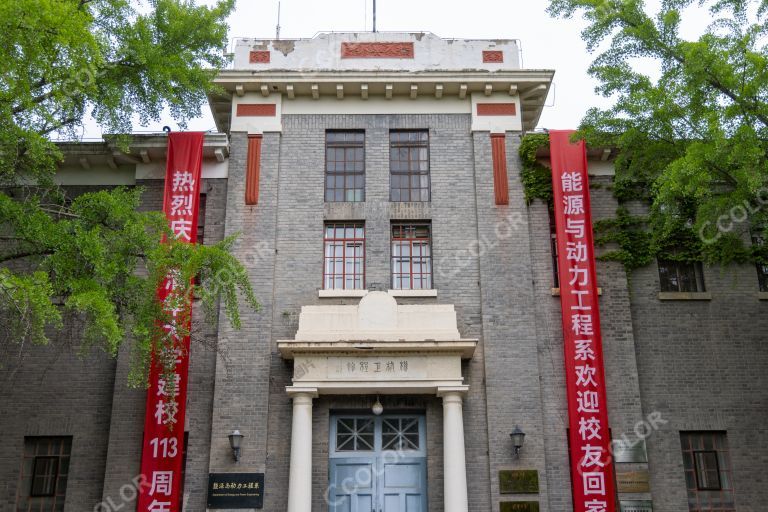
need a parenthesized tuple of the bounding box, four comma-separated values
(438, 387, 469, 512)
(287, 388, 317, 512)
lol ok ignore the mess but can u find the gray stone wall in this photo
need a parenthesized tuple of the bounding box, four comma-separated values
(2, 122, 767, 512)
(629, 259, 768, 511)
(0, 179, 227, 512)
(100, 178, 226, 512)
(213, 114, 493, 512)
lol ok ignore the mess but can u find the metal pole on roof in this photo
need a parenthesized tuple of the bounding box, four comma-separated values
(276, 2, 281, 39)
(373, 0, 377, 32)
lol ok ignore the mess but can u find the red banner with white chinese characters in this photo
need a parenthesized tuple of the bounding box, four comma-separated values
(549, 130, 616, 512)
(137, 132, 205, 512)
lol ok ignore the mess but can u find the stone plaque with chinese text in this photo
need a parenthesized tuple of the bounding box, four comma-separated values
(207, 473, 264, 509)
(616, 470, 651, 493)
(327, 356, 427, 379)
(499, 470, 539, 494)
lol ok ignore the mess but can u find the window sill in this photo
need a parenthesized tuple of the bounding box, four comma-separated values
(757, 292, 768, 301)
(658, 292, 712, 301)
(551, 288, 602, 296)
(318, 289, 369, 298)
(387, 289, 437, 298)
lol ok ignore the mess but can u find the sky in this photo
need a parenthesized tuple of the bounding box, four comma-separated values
(92, 0, 713, 136)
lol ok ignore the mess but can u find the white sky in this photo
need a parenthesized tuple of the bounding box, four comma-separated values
(85, 0, 714, 136)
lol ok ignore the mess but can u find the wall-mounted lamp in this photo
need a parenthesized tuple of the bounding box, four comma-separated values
(372, 396, 384, 416)
(510, 425, 526, 458)
(228, 430, 244, 462)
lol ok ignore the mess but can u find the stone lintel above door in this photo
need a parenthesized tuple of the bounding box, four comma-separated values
(278, 291, 477, 395)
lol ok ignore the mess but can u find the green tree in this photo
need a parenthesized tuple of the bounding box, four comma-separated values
(0, 0, 258, 393)
(547, 0, 768, 265)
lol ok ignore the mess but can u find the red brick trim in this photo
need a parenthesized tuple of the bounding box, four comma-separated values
(249, 50, 270, 63)
(491, 134, 509, 205)
(236, 104, 277, 117)
(476, 103, 517, 116)
(340, 42, 414, 59)
(483, 50, 503, 63)
(245, 135, 262, 205)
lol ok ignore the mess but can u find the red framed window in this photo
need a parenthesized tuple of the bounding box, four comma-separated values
(680, 432, 735, 511)
(16, 437, 72, 512)
(325, 131, 365, 202)
(390, 130, 430, 202)
(324, 223, 365, 290)
(391, 223, 432, 290)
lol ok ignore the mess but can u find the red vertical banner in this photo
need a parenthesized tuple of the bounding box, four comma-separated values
(137, 132, 205, 512)
(549, 130, 616, 512)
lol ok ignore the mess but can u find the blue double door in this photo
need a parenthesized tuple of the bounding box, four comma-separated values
(328, 414, 427, 512)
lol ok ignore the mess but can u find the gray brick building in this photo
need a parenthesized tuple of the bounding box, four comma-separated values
(1, 32, 766, 512)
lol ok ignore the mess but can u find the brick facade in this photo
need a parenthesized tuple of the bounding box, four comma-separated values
(2, 35, 767, 512)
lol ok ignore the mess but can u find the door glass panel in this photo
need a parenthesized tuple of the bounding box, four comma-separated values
(382, 418, 420, 450)
(336, 418, 375, 451)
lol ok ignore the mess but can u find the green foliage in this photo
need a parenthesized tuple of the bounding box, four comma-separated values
(519, 134, 758, 272)
(0, 268, 62, 346)
(0, 0, 259, 398)
(594, 208, 654, 270)
(519, 133, 554, 204)
(0, 186, 259, 386)
(547, 0, 768, 269)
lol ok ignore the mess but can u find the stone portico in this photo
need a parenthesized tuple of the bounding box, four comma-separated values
(278, 292, 477, 512)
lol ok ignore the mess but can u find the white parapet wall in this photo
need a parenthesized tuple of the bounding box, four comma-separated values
(233, 32, 521, 72)
(293, 291, 461, 342)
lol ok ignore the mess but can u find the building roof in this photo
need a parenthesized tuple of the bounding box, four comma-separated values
(209, 32, 554, 132)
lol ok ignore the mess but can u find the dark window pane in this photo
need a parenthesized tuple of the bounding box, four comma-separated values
(31, 457, 58, 497)
(694, 451, 721, 490)
(680, 432, 733, 511)
(658, 259, 704, 292)
(389, 130, 430, 202)
(325, 131, 365, 203)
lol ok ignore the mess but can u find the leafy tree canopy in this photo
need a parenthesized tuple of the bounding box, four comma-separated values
(547, 0, 768, 266)
(0, 0, 258, 390)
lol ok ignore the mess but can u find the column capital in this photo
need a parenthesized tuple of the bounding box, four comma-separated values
(286, 386, 318, 401)
(437, 386, 469, 401)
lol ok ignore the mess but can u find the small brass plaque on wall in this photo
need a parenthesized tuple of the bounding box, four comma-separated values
(500, 501, 540, 512)
(616, 470, 651, 493)
(499, 470, 539, 494)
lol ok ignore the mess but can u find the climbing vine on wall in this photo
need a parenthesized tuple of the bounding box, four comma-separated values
(519, 133, 766, 272)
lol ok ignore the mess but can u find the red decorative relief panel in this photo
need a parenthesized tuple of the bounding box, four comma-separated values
(341, 42, 414, 59)
(483, 50, 504, 63)
(249, 50, 270, 63)
(476, 103, 517, 116)
(491, 134, 509, 205)
(236, 104, 277, 117)
(245, 135, 262, 205)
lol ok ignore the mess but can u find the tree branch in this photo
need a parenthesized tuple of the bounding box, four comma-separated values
(38, 116, 78, 136)
(0, 250, 53, 264)
(618, 13, 768, 129)
(12, 91, 56, 115)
